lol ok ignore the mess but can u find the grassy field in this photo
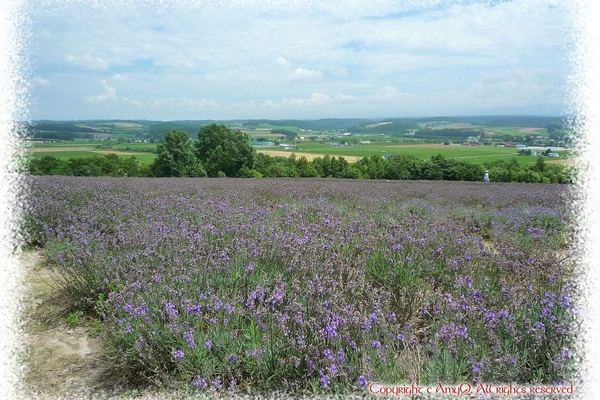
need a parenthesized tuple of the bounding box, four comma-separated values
(25, 141, 155, 161)
(25, 140, 571, 167)
(274, 142, 569, 166)
(26, 148, 156, 163)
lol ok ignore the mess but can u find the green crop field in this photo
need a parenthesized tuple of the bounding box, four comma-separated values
(111, 142, 157, 151)
(281, 142, 562, 166)
(26, 149, 157, 163)
(26, 141, 571, 167)
(27, 141, 106, 148)
(27, 150, 104, 159)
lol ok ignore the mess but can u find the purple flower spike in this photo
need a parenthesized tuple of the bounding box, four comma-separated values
(193, 375, 207, 389)
(173, 349, 184, 359)
(319, 374, 331, 388)
(358, 375, 368, 389)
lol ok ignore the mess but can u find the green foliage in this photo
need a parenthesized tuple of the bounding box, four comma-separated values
(194, 124, 255, 177)
(65, 310, 84, 327)
(27, 154, 149, 177)
(271, 129, 297, 140)
(28, 156, 66, 175)
(151, 129, 206, 177)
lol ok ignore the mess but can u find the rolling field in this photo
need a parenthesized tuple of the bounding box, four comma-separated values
(26, 148, 155, 163)
(24, 139, 571, 167)
(25, 142, 156, 163)
(269, 142, 569, 166)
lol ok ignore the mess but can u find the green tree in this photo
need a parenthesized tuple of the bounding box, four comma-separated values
(194, 124, 255, 177)
(151, 129, 206, 177)
(27, 156, 67, 175)
(534, 156, 546, 173)
(356, 155, 385, 179)
(295, 155, 319, 177)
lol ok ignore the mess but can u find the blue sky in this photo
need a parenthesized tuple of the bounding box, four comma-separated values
(26, 0, 573, 121)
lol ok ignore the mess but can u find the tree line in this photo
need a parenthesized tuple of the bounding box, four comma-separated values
(26, 124, 574, 184)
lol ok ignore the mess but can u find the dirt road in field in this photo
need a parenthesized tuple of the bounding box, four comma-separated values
(19, 251, 126, 399)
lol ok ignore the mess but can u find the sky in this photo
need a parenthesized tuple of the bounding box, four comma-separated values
(25, 0, 574, 121)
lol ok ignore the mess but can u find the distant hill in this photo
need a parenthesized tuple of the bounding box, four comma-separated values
(413, 115, 566, 128)
(346, 118, 419, 134)
(241, 119, 374, 131)
(25, 116, 567, 142)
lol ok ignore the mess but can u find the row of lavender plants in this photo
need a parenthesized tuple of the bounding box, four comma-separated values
(22, 176, 577, 395)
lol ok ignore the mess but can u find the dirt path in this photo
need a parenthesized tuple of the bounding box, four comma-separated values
(18, 250, 125, 399)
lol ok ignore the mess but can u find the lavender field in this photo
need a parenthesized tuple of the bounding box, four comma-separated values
(22, 176, 577, 395)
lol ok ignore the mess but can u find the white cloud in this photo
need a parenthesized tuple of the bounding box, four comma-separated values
(84, 80, 117, 104)
(367, 84, 414, 102)
(31, 76, 51, 88)
(123, 98, 142, 107)
(289, 67, 323, 81)
(152, 97, 218, 110)
(109, 73, 130, 81)
(83, 80, 143, 108)
(276, 56, 291, 68)
(64, 54, 109, 70)
(332, 67, 349, 78)
(281, 92, 331, 106)
(29, 1, 570, 120)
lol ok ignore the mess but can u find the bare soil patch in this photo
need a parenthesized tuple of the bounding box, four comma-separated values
(19, 251, 130, 399)
(256, 150, 362, 162)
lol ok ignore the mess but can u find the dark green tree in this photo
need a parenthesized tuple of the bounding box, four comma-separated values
(194, 124, 255, 177)
(295, 155, 319, 177)
(534, 156, 546, 173)
(27, 156, 67, 175)
(356, 155, 386, 179)
(151, 129, 206, 177)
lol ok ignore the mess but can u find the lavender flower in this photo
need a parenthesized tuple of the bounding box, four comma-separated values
(358, 375, 368, 389)
(319, 374, 331, 388)
(163, 302, 179, 319)
(193, 375, 208, 389)
(184, 330, 197, 350)
(173, 349, 185, 360)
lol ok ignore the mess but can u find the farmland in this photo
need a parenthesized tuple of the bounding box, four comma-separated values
(25, 141, 570, 167)
(259, 143, 568, 166)
(22, 176, 577, 397)
(23, 116, 574, 168)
